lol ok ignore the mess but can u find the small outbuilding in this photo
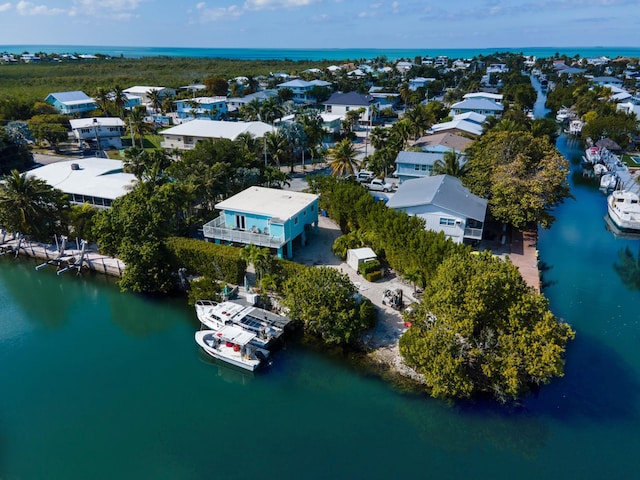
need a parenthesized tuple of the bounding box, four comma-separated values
(346, 247, 377, 272)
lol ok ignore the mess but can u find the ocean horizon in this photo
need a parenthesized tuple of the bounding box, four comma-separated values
(1, 44, 639, 61)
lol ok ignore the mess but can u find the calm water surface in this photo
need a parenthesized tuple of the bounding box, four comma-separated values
(1, 105, 639, 479)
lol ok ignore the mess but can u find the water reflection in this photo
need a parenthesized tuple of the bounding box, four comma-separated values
(196, 349, 255, 385)
(614, 245, 640, 290)
(108, 294, 190, 337)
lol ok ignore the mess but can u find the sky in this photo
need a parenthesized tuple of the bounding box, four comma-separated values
(0, 0, 638, 49)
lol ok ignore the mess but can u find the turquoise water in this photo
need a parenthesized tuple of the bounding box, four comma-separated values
(1, 84, 639, 478)
(1, 45, 639, 61)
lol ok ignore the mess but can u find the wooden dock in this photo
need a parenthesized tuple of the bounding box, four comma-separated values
(0, 236, 125, 277)
(508, 229, 540, 292)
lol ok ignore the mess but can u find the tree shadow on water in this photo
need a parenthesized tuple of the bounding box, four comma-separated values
(523, 333, 640, 423)
(613, 245, 640, 291)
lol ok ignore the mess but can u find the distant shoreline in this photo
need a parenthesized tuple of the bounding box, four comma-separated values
(2, 45, 639, 62)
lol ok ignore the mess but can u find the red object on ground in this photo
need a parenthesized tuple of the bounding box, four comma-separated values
(404, 322, 412, 328)
(226, 341, 233, 347)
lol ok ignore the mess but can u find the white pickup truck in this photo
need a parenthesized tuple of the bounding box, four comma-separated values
(366, 178, 394, 192)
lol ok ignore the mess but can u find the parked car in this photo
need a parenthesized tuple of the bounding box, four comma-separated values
(366, 178, 393, 192)
(355, 170, 375, 183)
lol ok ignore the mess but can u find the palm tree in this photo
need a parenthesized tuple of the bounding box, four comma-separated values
(264, 131, 290, 167)
(128, 108, 152, 148)
(147, 89, 162, 114)
(328, 138, 359, 177)
(240, 99, 262, 121)
(432, 150, 470, 178)
(240, 244, 272, 284)
(234, 132, 261, 165)
(263, 166, 291, 189)
(112, 84, 127, 117)
(94, 87, 111, 115)
(0, 170, 68, 240)
(260, 98, 284, 124)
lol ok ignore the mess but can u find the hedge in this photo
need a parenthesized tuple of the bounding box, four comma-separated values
(165, 237, 246, 285)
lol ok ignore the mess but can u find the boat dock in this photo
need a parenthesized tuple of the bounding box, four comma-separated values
(0, 233, 125, 277)
(508, 229, 540, 292)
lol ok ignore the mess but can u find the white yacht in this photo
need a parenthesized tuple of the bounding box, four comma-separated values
(608, 190, 640, 232)
(195, 300, 286, 349)
(195, 327, 270, 371)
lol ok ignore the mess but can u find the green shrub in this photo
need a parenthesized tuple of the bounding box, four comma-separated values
(186, 276, 223, 306)
(165, 237, 246, 285)
(358, 259, 381, 275)
(363, 270, 383, 282)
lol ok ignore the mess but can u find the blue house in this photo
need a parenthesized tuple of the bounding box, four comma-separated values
(175, 96, 228, 119)
(394, 151, 444, 183)
(203, 186, 319, 258)
(45, 91, 97, 115)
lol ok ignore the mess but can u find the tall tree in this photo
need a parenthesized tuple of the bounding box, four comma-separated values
(400, 251, 575, 402)
(0, 170, 69, 240)
(327, 138, 359, 177)
(264, 130, 291, 167)
(432, 150, 469, 178)
(112, 84, 127, 117)
(147, 89, 162, 114)
(464, 130, 571, 229)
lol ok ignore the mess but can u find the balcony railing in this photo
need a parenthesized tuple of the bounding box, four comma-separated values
(203, 215, 285, 248)
(464, 227, 483, 240)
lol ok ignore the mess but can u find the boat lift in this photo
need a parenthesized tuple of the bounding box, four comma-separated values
(56, 239, 89, 276)
(35, 235, 69, 271)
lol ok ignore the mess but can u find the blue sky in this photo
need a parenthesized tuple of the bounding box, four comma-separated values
(0, 0, 637, 49)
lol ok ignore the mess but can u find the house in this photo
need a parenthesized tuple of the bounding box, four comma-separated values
(69, 117, 126, 150)
(617, 101, 640, 120)
(27, 158, 136, 209)
(160, 119, 274, 150)
(203, 186, 319, 258)
(408, 77, 436, 91)
(276, 79, 330, 104)
(175, 97, 228, 120)
(123, 86, 176, 105)
(411, 132, 473, 154)
(486, 63, 508, 74)
(463, 92, 503, 103)
(386, 175, 487, 244)
(226, 90, 278, 112)
(394, 151, 444, 183)
(45, 91, 97, 115)
(323, 92, 380, 123)
(396, 61, 415, 73)
(428, 113, 486, 137)
(450, 97, 503, 117)
(592, 76, 623, 88)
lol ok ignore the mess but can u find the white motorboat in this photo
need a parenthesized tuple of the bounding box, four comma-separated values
(600, 173, 618, 191)
(593, 163, 608, 176)
(195, 327, 270, 371)
(195, 300, 286, 349)
(584, 147, 601, 164)
(608, 190, 640, 232)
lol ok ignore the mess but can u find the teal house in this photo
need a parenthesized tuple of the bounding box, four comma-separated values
(203, 186, 319, 258)
(45, 91, 97, 115)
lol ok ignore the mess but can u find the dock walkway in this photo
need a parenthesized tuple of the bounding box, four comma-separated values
(508, 229, 540, 292)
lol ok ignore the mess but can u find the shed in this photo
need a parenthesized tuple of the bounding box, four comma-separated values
(346, 248, 377, 272)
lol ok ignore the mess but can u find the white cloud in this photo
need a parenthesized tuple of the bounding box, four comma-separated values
(16, 1, 65, 15)
(0, 2, 11, 12)
(69, 0, 141, 19)
(244, 0, 318, 9)
(195, 2, 243, 21)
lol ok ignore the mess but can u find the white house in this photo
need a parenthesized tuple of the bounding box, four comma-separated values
(450, 97, 503, 117)
(28, 158, 136, 209)
(69, 117, 126, 150)
(323, 92, 380, 123)
(160, 120, 274, 150)
(226, 90, 278, 112)
(428, 113, 486, 137)
(463, 92, 503, 103)
(386, 175, 487, 244)
(408, 77, 436, 91)
(346, 248, 377, 272)
(486, 63, 509, 74)
(617, 101, 640, 120)
(123, 86, 176, 105)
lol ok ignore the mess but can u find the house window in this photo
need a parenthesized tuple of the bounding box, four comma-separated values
(439, 218, 456, 226)
(421, 165, 427, 171)
(414, 164, 420, 171)
(235, 215, 246, 230)
(345, 106, 350, 111)
(294, 216, 299, 225)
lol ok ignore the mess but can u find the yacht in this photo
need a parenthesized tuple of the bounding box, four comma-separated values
(195, 327, 270, 371)
(607, 190, 640, 232)
(195, 300, 287, 349)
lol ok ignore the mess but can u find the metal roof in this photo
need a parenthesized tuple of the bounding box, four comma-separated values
(69, 117, 125, 129)
(451, 98, 504, 112)
(215, 186, 318, 219)
(386, 175, 487, 221)
(323, 92, 374, 106)
(45, 90, 93, 104)
(27, 158, 136, 200)
(160, 119, 275, 140)
(395, 151, 442, 165)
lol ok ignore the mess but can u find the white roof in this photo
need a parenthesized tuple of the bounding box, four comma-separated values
(69, 117, 125, 129)
(320, 113, 343, 122)
(463, 92, 503, 101)
(430, 119, 483, 136)
(216, 325, 256, 346)
(348, 247, 376, 261)
(123, 86, 168, 94)
(216, 186, 318, 220)
(160, 119, 274, 140)
(28, 158, 136, 200)
(452, 112, 487, 125)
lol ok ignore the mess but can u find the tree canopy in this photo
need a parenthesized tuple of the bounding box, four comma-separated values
(399, 251, 575, 402)
(464, 130, 571, 229)
(281, 266, 375, 345)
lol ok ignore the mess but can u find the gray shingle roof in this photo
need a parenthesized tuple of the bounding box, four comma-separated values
(386, 175, 487, 221)
(323, 92, 373, 106)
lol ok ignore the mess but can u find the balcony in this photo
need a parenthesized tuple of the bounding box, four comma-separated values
(203, 215, 286, 249)
(464, 227, 483, 240)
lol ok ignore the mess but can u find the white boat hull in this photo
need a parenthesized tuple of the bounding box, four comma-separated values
(195, 330, 269, 371)
(608, 191, 640, 232)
